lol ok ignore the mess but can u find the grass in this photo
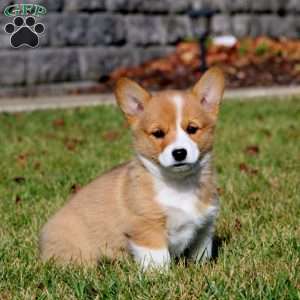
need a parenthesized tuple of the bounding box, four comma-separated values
(0, 98, 299, 299)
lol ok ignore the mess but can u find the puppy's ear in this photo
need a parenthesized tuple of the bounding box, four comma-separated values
(115, 78, 151, 124)
(192, 67, 225, 120)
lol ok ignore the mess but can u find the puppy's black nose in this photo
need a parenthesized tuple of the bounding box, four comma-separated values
(172, 148, 187, 162)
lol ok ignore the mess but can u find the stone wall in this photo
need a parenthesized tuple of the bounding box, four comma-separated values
(0, 0, 299, 95)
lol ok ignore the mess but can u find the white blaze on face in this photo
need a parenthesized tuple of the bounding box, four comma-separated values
(158, 94, 200, 169)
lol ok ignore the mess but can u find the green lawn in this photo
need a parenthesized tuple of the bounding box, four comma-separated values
(0, 98, 299, 300)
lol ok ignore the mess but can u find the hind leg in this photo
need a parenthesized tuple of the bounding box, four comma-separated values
(39, 214, 98, 266)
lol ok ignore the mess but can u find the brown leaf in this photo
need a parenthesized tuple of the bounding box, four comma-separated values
(13, 177, 25, 184)
(15, 195, 22, 204)
(239, 163, 259, 176)
(66, 141, 77, 151)
(17, 153, 28, 167)
(52, 118, 65, 127)
(250, 168, 259, 175)
(64, 137, 83, 151)
(244, 145, 260, 156)
(70, 183, 81, 194)
(234, 218, 242, 231)
(102, 130, 121, 142)
(239, 163, 248, 172)
(97, 37, 300, 93)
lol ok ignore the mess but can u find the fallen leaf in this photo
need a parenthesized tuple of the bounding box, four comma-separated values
(102, 130, 121, 142)
(15, 195, 22, 204)
(250, 168, 259, 175)
(17, 153, 28, 167)
(13, 177, 25, 184)
(52, 118, 65, 127)
(239, 163, 259, 175)
(66, 141, 77, 151)
(234, 218, 242, 231)
(244, 145, 260, 156)
(70, 184, 81, 194)
(64, 137, 83, 151)
(94, 38, 300, 93)
(239, 163, 248, 172)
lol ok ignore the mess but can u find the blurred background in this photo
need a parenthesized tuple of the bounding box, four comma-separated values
(0, 0, 300, 97)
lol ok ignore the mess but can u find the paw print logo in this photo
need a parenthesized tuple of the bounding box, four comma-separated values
(4, 16, 45, 48)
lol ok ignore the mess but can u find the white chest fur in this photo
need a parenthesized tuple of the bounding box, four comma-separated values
(153, 177, 218, 256)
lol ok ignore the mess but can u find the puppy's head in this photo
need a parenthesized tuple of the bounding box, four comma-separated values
(115, 67, 225, 177)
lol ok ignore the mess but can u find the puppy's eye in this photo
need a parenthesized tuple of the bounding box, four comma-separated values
(186, 124, 199, 134)
(152, 129, 165, 139)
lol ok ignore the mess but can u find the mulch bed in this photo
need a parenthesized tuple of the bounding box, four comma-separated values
(75, 37, 300, 94)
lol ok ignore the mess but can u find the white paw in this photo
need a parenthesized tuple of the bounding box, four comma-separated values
(129, 242, 170, 272)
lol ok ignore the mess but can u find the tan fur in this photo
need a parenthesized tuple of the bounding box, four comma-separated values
(39, 67, 225, 266)
(133, 94, 178, 164)
(39, 161, 168, 264)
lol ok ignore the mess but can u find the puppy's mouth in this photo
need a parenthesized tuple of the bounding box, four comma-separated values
(173, 162, 187, 167)
(170, 163, 193, 172)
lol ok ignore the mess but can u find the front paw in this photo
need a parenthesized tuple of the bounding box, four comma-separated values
(129, 242, 170, 272)
(190, 236, 213, 263)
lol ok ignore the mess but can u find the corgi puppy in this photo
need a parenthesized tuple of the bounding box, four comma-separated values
(39, 67, 225, 271)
